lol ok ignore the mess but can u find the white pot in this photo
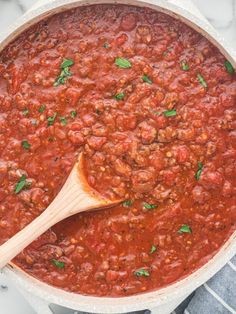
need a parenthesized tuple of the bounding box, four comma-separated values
(1, 1, 236, 313)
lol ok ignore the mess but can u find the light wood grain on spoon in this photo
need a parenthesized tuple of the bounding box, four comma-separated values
(0, 153, 118, 269)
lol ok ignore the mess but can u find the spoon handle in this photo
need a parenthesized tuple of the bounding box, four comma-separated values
(0, 204, 62, 269)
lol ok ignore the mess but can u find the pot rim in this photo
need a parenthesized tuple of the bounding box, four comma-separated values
(5, 231, 236, 313)
(2, 0, 236, 313)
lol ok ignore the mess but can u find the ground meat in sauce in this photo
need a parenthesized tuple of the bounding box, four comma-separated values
(0, 4, 235, 297)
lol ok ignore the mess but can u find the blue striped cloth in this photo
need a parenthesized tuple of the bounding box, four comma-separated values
(173, 255, 236, 314)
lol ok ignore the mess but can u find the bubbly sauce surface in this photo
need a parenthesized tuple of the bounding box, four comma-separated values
(0, 4, 235, 296)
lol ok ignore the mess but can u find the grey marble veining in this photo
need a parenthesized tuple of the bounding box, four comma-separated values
(193, 0, 236, 49)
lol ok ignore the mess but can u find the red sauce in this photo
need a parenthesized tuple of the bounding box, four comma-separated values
(0, 4, 235, 297)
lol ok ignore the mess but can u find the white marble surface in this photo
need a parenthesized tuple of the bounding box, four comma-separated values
(0, 0, 235, 313)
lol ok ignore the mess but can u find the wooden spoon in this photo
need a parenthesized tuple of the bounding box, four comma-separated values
(0, 153, 118, 269)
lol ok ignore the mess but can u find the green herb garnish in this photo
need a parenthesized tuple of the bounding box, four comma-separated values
(114, 93, 125, 100)
(54, 58, 74, 87)
(134, 269, 150, 277)
(61, 59, 74, 68)
(22, 140, 31, 150)
(142, 75, 152, 84)
(153, 111, 161, 116)
(150, 245, 156, 254)
(143, 202, 157, 210)
(115, 57, 132, 69)
(180, 60, 189, 71)
(163, 109, 177, 117)
(224, 60, 235, 75)
(38, 104, 46, 113)
(22, 109, 29, 116)
(178, 224, 192, 234)
(122, 200, 132, 207)
(59, 116, 67, 126)
(47, 113, 57, 126)
(15, 175, 31, 194)
(195, 162, 203, 180)
(51, 259, 65, 268)
(70, 110, 77, 118)
(197, 73, 208, 89)
(103, 42, 110, 48)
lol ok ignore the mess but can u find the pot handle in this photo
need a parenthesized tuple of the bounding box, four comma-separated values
(28, 297, 53, 314)
(18, 287, 54, 314)
(148, 293, 190, 314)
(36, 302, 54, 314)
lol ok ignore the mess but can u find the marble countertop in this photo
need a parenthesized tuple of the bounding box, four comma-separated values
(0, 0, 235, 313)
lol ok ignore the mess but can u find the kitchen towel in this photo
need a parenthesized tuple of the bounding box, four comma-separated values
(173, 255, 236, 314)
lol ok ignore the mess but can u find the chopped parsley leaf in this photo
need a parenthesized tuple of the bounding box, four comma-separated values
(180, 60, 189, 71)
(54, 76, 66, 87)
(122, 200, 132, 207)
(115, 57, 132, 69)
(54, 58, 74, 87)
(60, 59, 74, 69)
(150, 245, 156, 254)
(51, 259, 65, 268)
(47, 113, 57, 126)
(224, 60, 235, 75)
(195, 162, 203, 180)
(134, 269, 150, 277)
(114, 93, 125, 100)
(103, 42, 110, 48)
(22, 140, 31, 150)
(15, 175, 31, 194)
(38, 104, 46, 113)
(153, 111, 161, 116)
(22, 109, 29, 116)
(163, 109, 177, 117)
(143, 202, 157, 210)
(59, 116, 67, 126)
(197, 73, 208, 89)
(178, 224, 192, 234)
(70, 110, 77, 118)
(142, 75, 152, 84)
